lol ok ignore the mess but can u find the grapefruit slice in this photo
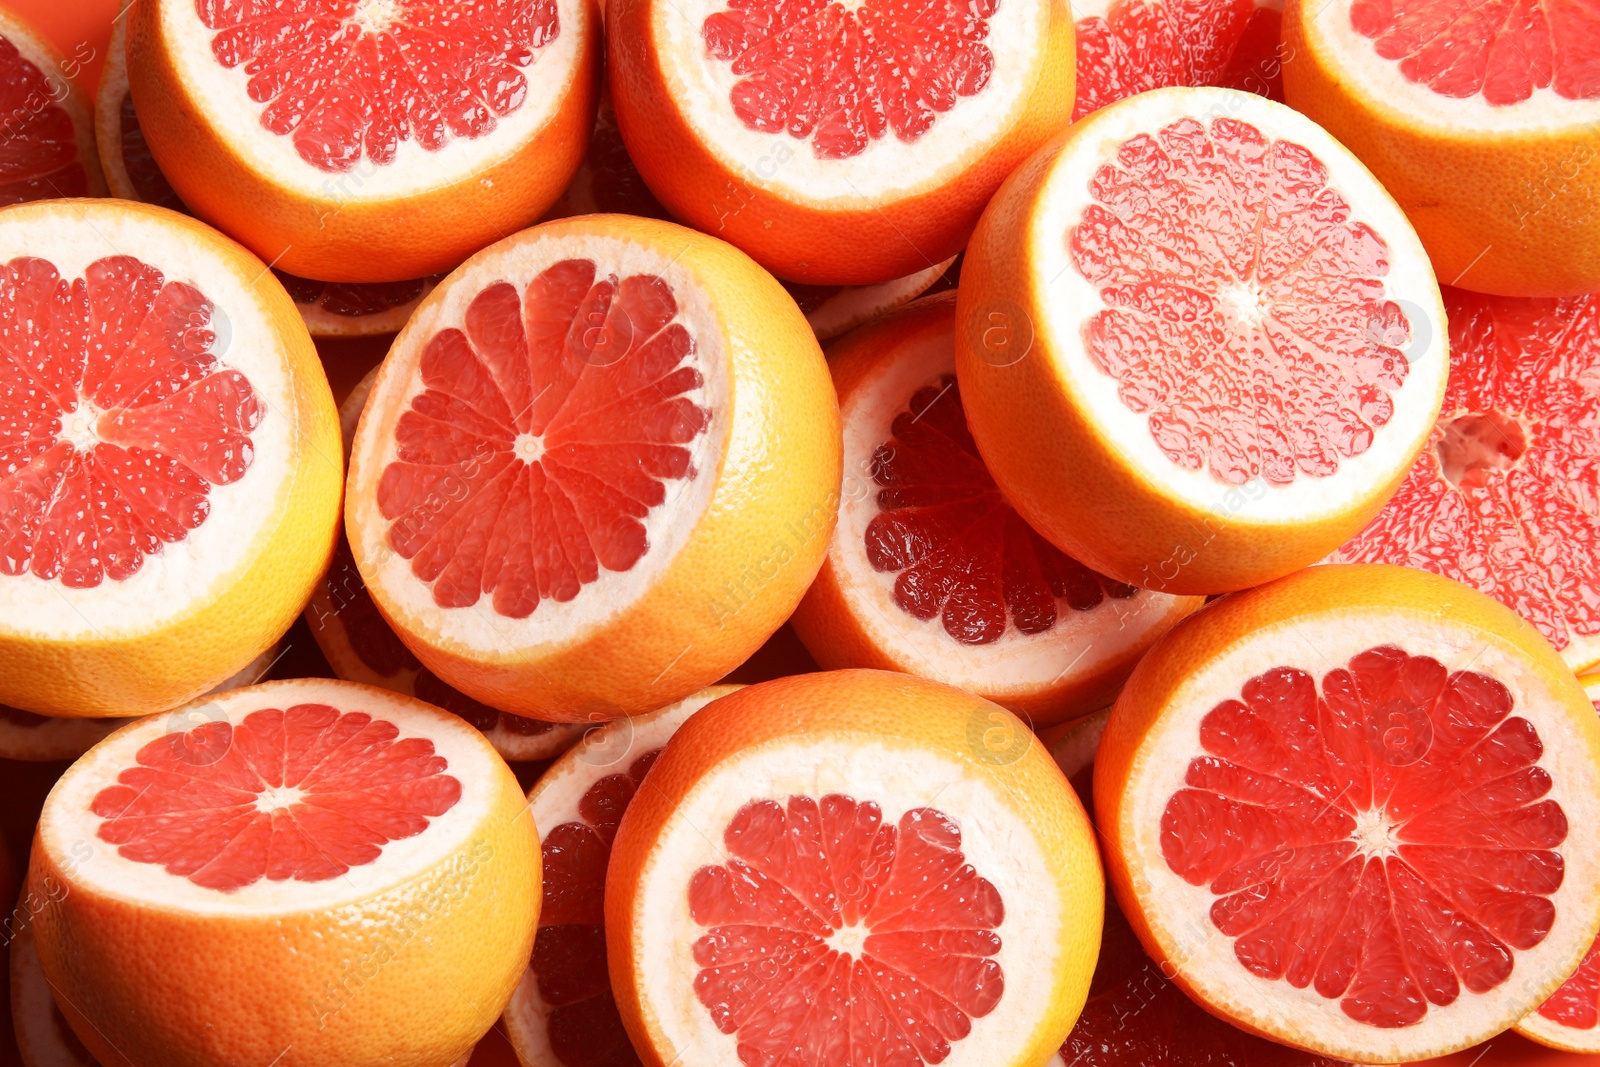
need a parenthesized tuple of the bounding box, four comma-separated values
(27, 677, 540, 1067)
(1331, 288, 1600, 674)
(310, 370, 584, 761)
(125, 0, 600, 283)
(1095, 563, 1600, 1062)
(0, 6, 104, 205)
(1282, 0, 1600, 297)
(0, 199, 341, 719)
(606, 0, 1076, 285)
(503, 686, 737, 1067)
(783, 261, 958, 343)
(792, 294, 1203, 727)
(95, 16, 443, 339)
(954, 87, 1449, 595)
(605, 670, 1103, 1067)
(346, 214, 841, 721)
(1073, 0, 1286, 119)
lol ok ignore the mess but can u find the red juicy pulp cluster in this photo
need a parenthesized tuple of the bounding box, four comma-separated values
(377, 258, 709, 619)
(91, 704, 462, 891)
(868, 374, 1139, 644)
(197, 0, 560, 172)
(1071, 116, 1413, 488)
(689, 795, 1005, 1065)
(1350, 0, 1600, 104)
(1336, 288, 1600, 656)
(0, 34, 89, 203)
(0, 254, 260, 588)
(1162, 645, 1567, 1029)
(701, 0, 997, 159)
(1539, 939, 1600, 1029)
(534, 747, 663, 1067)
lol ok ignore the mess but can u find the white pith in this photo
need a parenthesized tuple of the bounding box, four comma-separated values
(0, 5, 104, 199)
(1029, 88, 1448, 528)
(0, 203, 307, 642)
(10, 926, 84, 1067)
(347, 228, 731, 660)
(630, 738, 1067, 1067)
(503, 686, 736, 1064)
(806, 257, 957, 341)
(158, 0, 590, 200)
(1118, 612, 1600, 1060)
(1302, 0, 1600, 134)
(93, 16, 136, 200)
(833, 320, 1195, 701)
(40, 679, 505, 917)
(1069, 0, 1281, 22)
(1046, 705, 1111, 780)
(651, 0, 1054, 206)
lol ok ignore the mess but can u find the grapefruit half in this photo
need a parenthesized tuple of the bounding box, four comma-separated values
(606, 669, 1104, 1067)
(503, 685, 737, 1067)
(28, 677, 540, 1067)
(1096, 564, 1600, 1062)
(792, 294, 1202, 726)
(0, 198, 341, 718)
(955, 87, 1449, 595)
(1282, 0, 1600, 297)
(0, 6, 103, 206)
(1332, 288, 1600, 675)
(607, 0, 1076, 284)
(11, 924, 103, 1067)
(125, 0, 600, 282)
(346, 214, 841, 721)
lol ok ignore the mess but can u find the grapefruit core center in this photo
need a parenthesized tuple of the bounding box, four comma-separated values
(1070, 116, 1414, 487)
(348, 0, 404, 34)
(1435, 411, 1528, 488)
(1162, 645, 1567, 1029)
(58, 398, 105, 452)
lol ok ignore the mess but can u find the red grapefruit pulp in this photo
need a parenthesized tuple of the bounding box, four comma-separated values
(1334, 289, 1600, 672)
(0, 255, 260, 588)
(0, 24, 93, 204)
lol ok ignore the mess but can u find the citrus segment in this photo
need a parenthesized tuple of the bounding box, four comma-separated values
(1096, 565, 1600, 1062)
(1333, 288, 1600, 672)
(0, 8, 103, 205)
(954, 88, 1447, 594)
(505, 688, 732, 1067)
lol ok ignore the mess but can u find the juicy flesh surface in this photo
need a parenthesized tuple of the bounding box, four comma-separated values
(1162, 645, 1567, 1029)
(1070, 116, 1413, 488)
(377, 258, 710, 619)
(0, 255, 261, 589)
(1335, 289, 1600, 655)
(1074, 0, 1284, 120)
(701, 0, 998, 160)
(533, 748, 662, 1067)
(1060, 904, 1346, 1065)
(1349, 0, 1600, 105)
(1538, 935, 1600, 1028)
(866, 374, 1139, 645)
(689, 794, 1005, 1066)
(0, 34, 89, 203)
(91, 703, 462, 892)
(196, 0, 561, 172)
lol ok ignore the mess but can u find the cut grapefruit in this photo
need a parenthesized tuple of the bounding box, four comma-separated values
(503, 685, 737, 1067)
(605, 669, 1103, 1067)
(954, 87, 1449, 595)
(11, 923, 102, 1067)
(26, 677, 540, 1067)
(310, 370, 584, 761)
(1095, 564, 1600, 1062)
(792, 294, 1203, 726)
(606, 0, 1076, 284)
(1281, 0, 1600, 297)
(0, 6, 104, 206)
(1331, 288, 1600, 675)
(1073, 0, 1286, 119)
(346, 214, 841, 721)
(1044, 705, 1110, 814)
(125, 0, 600, 283)
(95, 15, 443, 339)
(783, 261, 958, 342)
(0, 198, 341, 719)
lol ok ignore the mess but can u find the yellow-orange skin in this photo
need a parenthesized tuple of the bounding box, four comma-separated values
(0, 199, 341, 719)
(349, 215, 843, 722)
(953, 95, 1446, 596)
(27, 681, 541, 1067)
(126, 0, 601, 283)
(1095, 564, 1600, 1063)
(606, 0, 1075, 286)
(1282, 0, 1600, 298)
(791, 295, 1202, 727)
(605, 669, 1104, 1067)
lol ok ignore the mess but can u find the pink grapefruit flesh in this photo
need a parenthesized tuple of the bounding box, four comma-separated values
(0, 32, 90, 203)
(1535, 940, 1600, 1031)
